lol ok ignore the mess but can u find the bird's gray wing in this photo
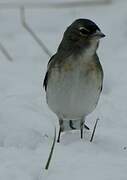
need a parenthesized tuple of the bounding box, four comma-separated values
(95, 54, 104, 93)
(43, 54, 56, 91)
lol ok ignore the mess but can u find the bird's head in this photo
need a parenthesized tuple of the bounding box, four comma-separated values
(58, 19, 105, 55)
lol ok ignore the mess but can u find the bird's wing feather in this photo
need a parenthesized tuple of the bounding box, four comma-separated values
(95, 54, 104, 94)
(43, 54, 56, 91)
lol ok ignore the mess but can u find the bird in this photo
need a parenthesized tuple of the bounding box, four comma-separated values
(43, 19, 105, 142)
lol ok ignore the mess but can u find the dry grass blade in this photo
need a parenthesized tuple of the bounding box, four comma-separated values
(0, 42, 13, 61)
(45, 126, 56, 170)
(90, 118, 99, 142)
(20, 6, 52, 58)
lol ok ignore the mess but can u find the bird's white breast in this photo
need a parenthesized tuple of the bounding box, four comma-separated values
(47, 53, 102, 121)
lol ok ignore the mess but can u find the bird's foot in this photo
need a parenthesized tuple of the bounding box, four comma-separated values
(84, 124, 90, 130)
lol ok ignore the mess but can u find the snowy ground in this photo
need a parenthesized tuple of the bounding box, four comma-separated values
(0, 0, 127, 179)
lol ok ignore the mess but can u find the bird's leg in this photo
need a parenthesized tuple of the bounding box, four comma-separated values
(57, 119, 63, 143)
(80, 119, 85, 139)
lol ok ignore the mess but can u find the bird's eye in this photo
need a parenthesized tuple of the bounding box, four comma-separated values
(79, 27, 90, 35)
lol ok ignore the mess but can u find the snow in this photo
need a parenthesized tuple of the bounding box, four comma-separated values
(0, 0, 127, 179)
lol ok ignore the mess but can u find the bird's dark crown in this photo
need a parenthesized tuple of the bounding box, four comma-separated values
(64, 19, 101, 41)
(69, 19, 100, 34)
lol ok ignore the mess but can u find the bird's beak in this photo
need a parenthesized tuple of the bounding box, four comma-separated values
(92, 30, 105, 39)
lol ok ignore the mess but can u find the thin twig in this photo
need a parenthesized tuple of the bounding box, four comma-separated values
(45, 126, 56, 170)
(90, 118, 99, 142)
(0, 42, 13, 61)
(20, 6, 52, 58)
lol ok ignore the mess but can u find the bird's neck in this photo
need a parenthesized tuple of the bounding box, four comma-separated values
(82, 40, 99, 57)
(57, 38, 99, 59)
